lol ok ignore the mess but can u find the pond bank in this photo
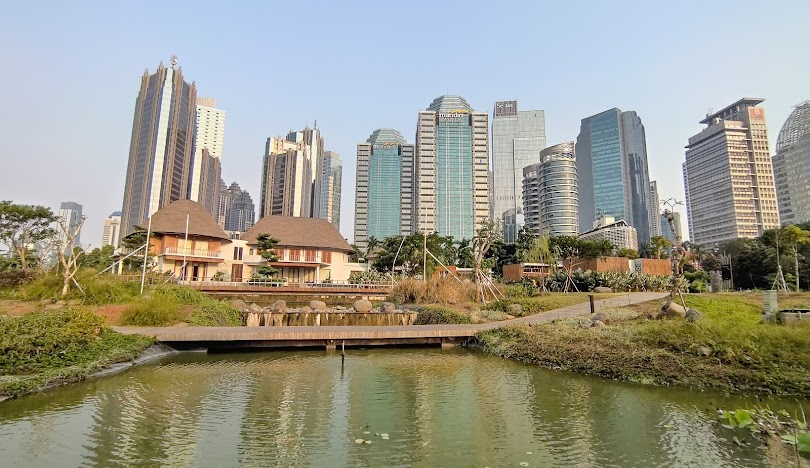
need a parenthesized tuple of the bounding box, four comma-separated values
(475, 294, 810, 398)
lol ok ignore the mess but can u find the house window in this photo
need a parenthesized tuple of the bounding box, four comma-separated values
(233, 247, 243, 261)
(289, 249, 300, 261)
(305, 250, 316, 262)
(322, 251, 331, 263)
(275, 248, 285, 260)
(249, 248, 254, 255)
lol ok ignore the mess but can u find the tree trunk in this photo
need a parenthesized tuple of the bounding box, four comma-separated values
(795, 245, 800, 292)
(16, 246, 28, 272)
(61, 276, 70, 296)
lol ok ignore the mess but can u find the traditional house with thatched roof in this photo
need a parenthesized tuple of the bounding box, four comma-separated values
(131, 199, 230, 281)
(219, 216, 365, 283)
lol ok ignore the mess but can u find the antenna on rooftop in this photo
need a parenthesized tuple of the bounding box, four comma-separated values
(706, 108, 713, 118)
(170, 54, 178, 69)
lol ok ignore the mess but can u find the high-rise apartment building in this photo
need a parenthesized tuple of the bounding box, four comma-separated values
(354, 129, 415, 251)
(121, 61, 197, 235)
(491, 100, 546, 242)
(415, 96, 489, 240)
(57, 201, 83, 250)
(101, 211, 122, 248)
(576, 109, 652, 242)
(314, 151, 342, 228)
(649, 181, 661, 237)
(216, 179, 230, 228)
(223, 182, 255, 233)
(773, 100, 810, 225)
(522, 142, 578, 237)
(260, 128, 323, 218)
(683, 98, 780, 245)
(579, 216, 639, 251)
(189, 97, 225, 215)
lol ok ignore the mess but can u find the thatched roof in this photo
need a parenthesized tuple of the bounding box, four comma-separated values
(144, 199, 229, 241)
(242, 216, 352, 252)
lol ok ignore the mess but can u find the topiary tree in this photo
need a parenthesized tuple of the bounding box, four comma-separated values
(254, 234, 280, 279)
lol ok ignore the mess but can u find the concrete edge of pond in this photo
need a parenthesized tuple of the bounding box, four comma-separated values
(0, 344, 182, 404)
(88, 343, 181, 379)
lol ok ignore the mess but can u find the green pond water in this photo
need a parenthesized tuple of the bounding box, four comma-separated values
(0, 348, 802, 467)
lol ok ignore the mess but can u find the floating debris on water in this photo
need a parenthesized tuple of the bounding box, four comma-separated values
(355, 439, 365, 444)
(526, 451, 532, 454)
(520, 463, 530, 467)
(364, 440, 372, 444)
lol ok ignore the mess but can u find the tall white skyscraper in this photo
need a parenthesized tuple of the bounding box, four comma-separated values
(773, 100, 810, 225)
(649, 181, 661, 237)
(683, 98, 780, 245)
(491, 100, 546, 243)
(189, 97, 225, 214)
(58, 201, 83, 250)
(101, 211, 122, 248)
(415, 96, 490, 241)
(260, 128, 323, 218)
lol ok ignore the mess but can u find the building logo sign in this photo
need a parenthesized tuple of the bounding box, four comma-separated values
(438, 111, 469, 121)
(495, 100, 517, 117)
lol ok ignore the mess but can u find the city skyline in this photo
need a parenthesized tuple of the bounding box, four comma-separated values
(2, 1, 809, 247)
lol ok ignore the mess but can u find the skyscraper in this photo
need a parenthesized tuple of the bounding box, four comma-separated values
(661, 211, 683, 243)
(354, 129, 415, 251)
(216, 179, 230, 228)
(314, 150, 342, 228)
(522, 142, 578, 237)
(415, 96, 489, 240)
(121, 60, 197, 235)
(260, 128, 323, 218)
(101, 211, 122, 248)
(773, 100, 810, 225)
(683, 98, 780, 245)
(224, 182, 256, 233)
(189, 97, 226, 215)
(576, 109, 652, 242)
(491, 100, 546, 242)
(649, 181, 661, 237)
(57, 201, 83, 250)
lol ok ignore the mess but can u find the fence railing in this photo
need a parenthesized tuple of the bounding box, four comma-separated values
(163, 247, 222, 258)
(179, 279, 390, 290)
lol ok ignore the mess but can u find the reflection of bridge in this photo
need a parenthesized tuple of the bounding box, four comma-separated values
(115, 292, 667, 349)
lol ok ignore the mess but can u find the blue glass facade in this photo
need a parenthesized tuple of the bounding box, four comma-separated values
(436, 116, 474, 240)
(368, 145, 403, 240)
(589, 111, 627, 221)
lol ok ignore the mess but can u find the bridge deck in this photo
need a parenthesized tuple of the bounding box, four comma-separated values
(114, 292, 667, 346)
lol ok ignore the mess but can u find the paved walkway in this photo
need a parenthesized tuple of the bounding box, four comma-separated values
(114, 292, 667, 343)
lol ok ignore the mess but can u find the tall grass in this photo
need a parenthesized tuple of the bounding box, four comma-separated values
(187, 301, 242, 326)
(390, 277, 476, 305)
(119, 295, 183, 326)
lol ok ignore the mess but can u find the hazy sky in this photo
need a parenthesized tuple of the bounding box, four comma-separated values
(2, 1, 808, 247)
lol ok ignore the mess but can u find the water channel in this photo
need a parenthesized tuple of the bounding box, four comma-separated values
(0, 348, 800, 467)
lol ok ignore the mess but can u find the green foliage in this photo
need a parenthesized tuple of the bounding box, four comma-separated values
(371, 232, 457, 277)
(349, 270, 391, 284)
(413, 305, 472, 325)
(478, 294, 810, 396)
(720, 409, 756, 429)
(541, 270, 674, 293)
(0, 201, 57, 272)
(153, 284, 210, 304)
(389, 277, 477, 305)
(120, 295, 183, 326)
(615, 248, 639, 259)
(187, 301, 243, 326)
(647, 236, 673, 259)
(78, 245, 116, 270)
(504, 282, 533, 298)
(0, 308, 153, 397)
(718, 407, 810, 455)
(120, 225, 152, 271)
(484, 240, 517, 278)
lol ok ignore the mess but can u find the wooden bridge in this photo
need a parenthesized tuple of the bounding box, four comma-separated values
(114, 292, 667, 349)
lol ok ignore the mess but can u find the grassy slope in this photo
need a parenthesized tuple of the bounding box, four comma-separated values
(478, 293, 810, 397)
(0, 309, 154, 398)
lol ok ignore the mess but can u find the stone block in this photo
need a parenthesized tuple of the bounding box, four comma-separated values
(353, 299, 373, 313)
(309, 300, 327, 310)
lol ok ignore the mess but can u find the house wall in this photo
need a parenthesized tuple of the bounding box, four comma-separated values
(219, 241, 365, 282)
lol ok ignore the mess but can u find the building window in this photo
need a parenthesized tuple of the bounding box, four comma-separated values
(289, 249, 300, 261)
(322, 251, 332, 263)
(249, 248, 254, 255)
(306, 250, 316, 262)
(275, 248, 285, 260)
(233, 247, 243, 261)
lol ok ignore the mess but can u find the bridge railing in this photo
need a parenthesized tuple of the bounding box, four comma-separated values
(178, 280, 391, 290)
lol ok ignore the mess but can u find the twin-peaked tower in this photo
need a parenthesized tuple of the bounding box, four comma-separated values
(259, 127, 342, 228)
(120, 61, 226, 236)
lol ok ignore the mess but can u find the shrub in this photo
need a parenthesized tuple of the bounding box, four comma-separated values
(0, 308, 105, 374)
(153, 285, 210, 305)
(120, 295, 183, 326)
(504, 282, 532, 298)
(413, 306, 472, 325)
(187, 301, 243, 326)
